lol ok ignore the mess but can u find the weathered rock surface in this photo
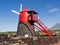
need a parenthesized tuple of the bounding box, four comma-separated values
(0, 34, 59, 45)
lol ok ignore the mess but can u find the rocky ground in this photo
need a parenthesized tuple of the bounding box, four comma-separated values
(0, 33, 59, 45)
(50, 40, 60, 45)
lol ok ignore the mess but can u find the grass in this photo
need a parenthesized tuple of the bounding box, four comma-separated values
(0, 31, 16, 34)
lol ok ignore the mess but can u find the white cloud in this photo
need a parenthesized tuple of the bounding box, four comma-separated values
(48, 8, 59, 13)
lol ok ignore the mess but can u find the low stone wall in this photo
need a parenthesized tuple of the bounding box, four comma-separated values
(21, 36, 59, 45)
(0, 34, 59, 45)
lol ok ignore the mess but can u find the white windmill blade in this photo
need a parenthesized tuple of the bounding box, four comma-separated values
(12, 10, 20, 15)
(20, 3, 22, 12)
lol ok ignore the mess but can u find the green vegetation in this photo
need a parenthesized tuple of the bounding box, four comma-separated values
(35, 30, 60, 36)
(0, 31, 16, 34)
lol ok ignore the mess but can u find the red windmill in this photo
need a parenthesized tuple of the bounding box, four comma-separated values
(12, 4, 52, 37)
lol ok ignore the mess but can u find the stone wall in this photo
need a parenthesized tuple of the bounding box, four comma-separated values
(0, 34, 59, 45)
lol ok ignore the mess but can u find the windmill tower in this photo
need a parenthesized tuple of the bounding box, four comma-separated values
(12, 4, 36, 37)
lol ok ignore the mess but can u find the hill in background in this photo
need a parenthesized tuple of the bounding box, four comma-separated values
(51, 23, 60, 30)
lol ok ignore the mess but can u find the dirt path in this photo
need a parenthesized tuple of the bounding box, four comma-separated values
(50, 40, 60, 45)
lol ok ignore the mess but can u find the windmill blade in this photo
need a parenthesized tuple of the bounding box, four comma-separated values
(20, 3, 22, 12)
(12, 4, 22, 15)
(12, 10, 20, 15)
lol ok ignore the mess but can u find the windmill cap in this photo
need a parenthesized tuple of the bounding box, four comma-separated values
(20, 8, 38, 14)
(20, 8, 29, 12)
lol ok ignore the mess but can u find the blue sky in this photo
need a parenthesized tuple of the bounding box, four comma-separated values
(0, 0, 60, 32)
